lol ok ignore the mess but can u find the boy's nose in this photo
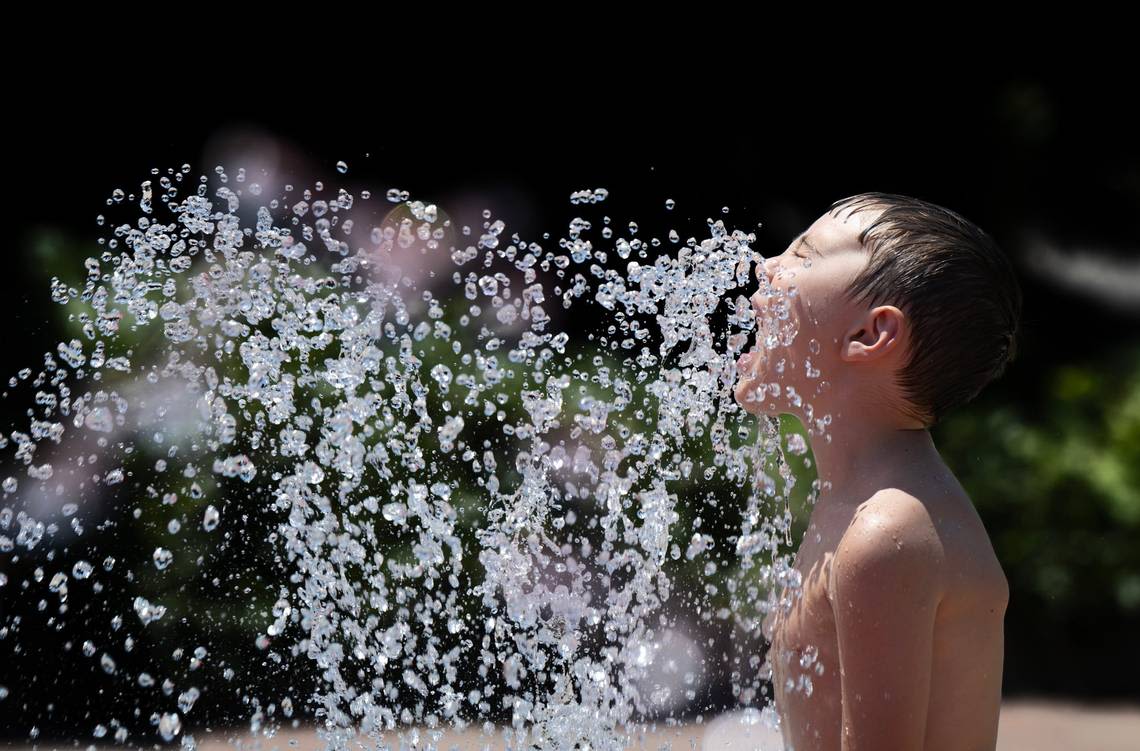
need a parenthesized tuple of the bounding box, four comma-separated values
(752, 256, 784, 311)
(755, 255, 782, 285)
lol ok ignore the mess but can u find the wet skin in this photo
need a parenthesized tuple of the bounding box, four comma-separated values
(736, 208, 1009, 750)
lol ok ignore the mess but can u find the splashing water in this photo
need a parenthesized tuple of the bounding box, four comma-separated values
(0, 162, 828, 749)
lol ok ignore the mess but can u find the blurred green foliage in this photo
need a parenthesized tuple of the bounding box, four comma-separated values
(934, 345, 1140, 694)
(938, 347, 1140, 614)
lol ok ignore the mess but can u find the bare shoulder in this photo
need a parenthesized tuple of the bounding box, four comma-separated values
(838, 488, 947, 561)
(840, 485, 1009, 612)
(830, 488, 948, 602)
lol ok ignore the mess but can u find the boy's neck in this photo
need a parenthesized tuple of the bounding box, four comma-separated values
(806, 415, 941, 507)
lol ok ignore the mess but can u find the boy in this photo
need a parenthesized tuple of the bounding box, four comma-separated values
(733, 192, 1021, 750)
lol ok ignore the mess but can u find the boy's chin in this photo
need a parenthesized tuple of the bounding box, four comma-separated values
(733, 377, 771, 415)
(735, 370, 797, 418)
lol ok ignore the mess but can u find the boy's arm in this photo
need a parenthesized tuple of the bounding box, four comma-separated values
(831, 491, 945, 751)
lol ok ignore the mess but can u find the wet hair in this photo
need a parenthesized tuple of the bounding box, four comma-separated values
(826, 192, 1023, 428)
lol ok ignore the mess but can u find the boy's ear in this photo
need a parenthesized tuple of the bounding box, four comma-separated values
(842, 305, 906, 363)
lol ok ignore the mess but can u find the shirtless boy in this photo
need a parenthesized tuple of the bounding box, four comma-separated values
(734, 192, 1022, 750)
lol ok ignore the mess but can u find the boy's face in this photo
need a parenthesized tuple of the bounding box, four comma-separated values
(733, 209, 875, 418)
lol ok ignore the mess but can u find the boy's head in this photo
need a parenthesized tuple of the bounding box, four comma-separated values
(734, 192, 1022, 430)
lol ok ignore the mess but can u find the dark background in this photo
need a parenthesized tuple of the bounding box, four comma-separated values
(6, 77, 1136, 367)
(2, 73, 1137, 738)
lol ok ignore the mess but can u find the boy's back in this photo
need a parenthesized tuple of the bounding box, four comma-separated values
(763, 459, 1009, 751)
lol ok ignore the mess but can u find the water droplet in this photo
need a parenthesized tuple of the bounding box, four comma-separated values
(177, 687, 200, 714)
(134, 596, 167, 625)
(382, 503, 407, 524)
(158, 713, 181, 741)
(152, 547, 173, 570)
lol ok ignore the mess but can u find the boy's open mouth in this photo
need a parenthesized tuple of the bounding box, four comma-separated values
(737, 344, 761, 370)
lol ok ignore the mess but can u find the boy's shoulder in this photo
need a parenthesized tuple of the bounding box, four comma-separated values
(826, 488, 947, 605)
(841, 487, 946, 553)
(829, 485, 1006, 608)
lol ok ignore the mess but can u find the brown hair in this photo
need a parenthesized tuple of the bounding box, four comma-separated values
(826, 192, 1023, 428)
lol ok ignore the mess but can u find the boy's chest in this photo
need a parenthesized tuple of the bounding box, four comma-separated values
(763, 518, 846, 701)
